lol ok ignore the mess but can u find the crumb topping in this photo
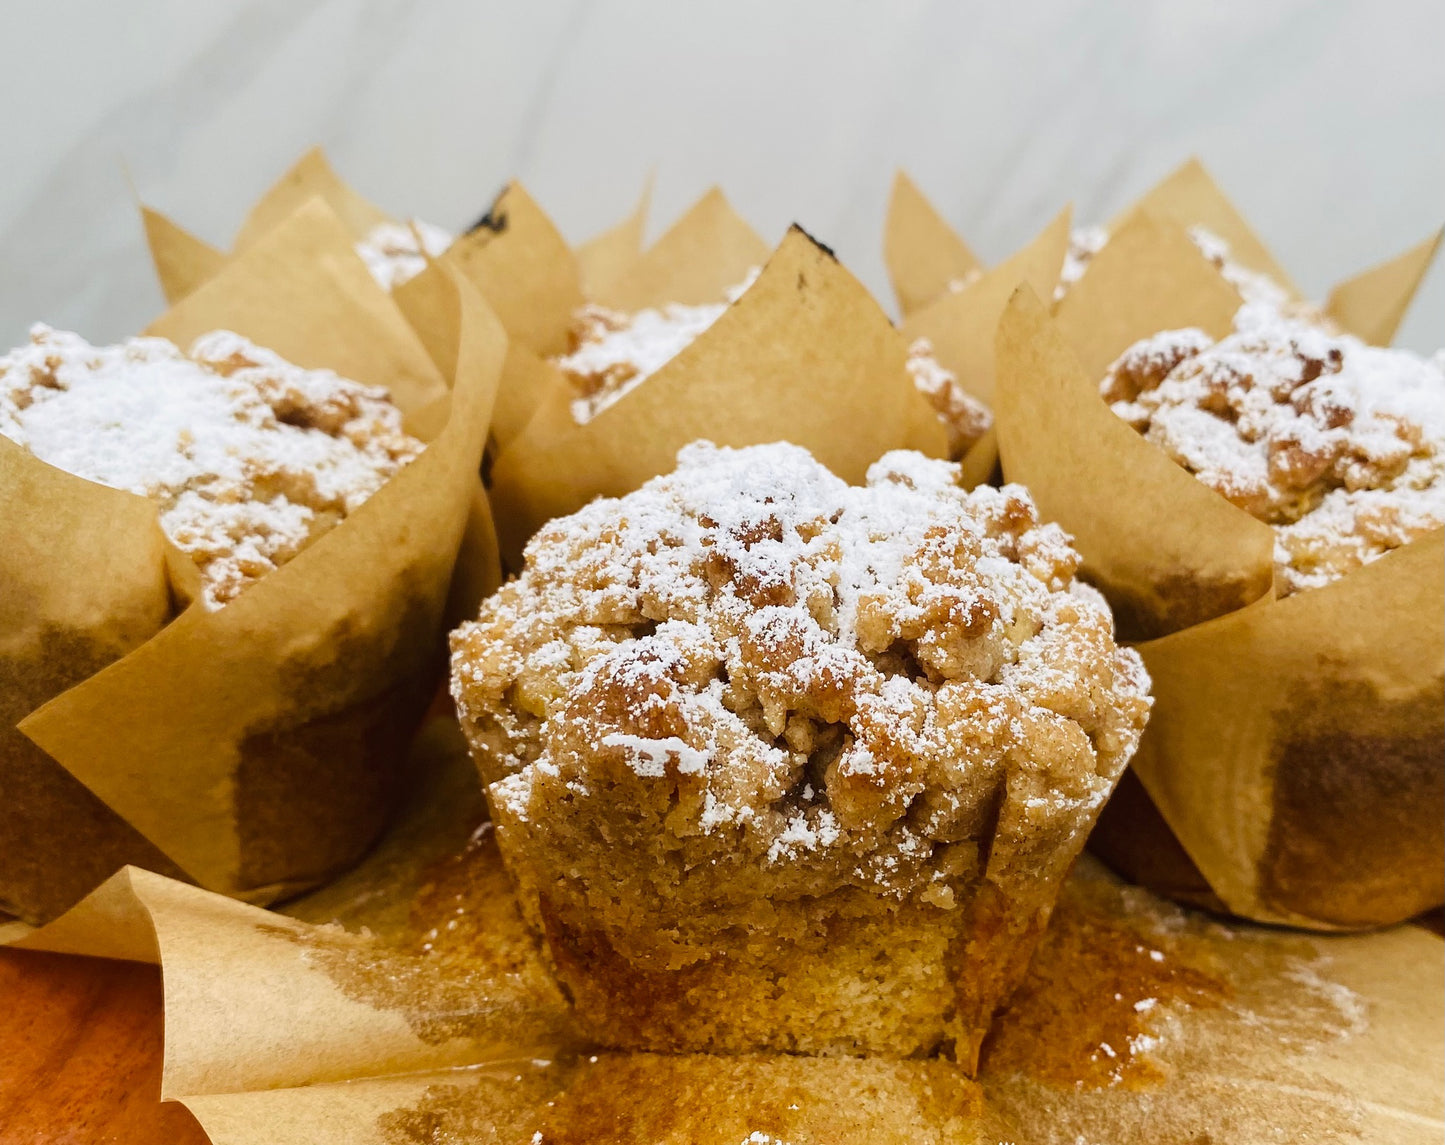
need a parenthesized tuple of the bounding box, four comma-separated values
(906, 338, 993, 458)
(355, 219, 453, 290)
(451, 441, 1149, 900)
(1102, 306, 1445, 593)
(0, 324, 422, 608)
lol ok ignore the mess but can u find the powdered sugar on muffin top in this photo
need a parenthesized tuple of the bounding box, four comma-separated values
(1102, 305, 1445, 593)
(554, 271, 762, 424)
(451, 442, 1149, 889)
(355, 219, 453, 290)
(0, 325, 422, 608)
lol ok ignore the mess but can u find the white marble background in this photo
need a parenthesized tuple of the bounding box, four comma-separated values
(1, 0, 1441, 352)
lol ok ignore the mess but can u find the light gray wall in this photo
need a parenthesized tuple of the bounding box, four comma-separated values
(2, 0, 1440, 351)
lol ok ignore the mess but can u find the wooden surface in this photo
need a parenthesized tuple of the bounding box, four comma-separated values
(0, 948, 207, 1145)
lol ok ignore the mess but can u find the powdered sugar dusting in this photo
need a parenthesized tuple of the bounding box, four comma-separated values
(355, 219, 454, 290)
(452, 441, 1150, 886)
(0, 325, 421, 608)
(1102, 306, 1445, 592)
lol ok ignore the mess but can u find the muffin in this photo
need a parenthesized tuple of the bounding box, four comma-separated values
(451, 441, 1150, 1067)
(554, 276, 992, 457)
(0, 324, 422, 609)
(1100, 304, 1444, 594)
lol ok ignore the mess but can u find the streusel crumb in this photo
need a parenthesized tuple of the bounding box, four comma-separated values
(450, 441, 1149, 1065)
(906, 337, 993, 457)
(1102, 305, 1445, 594)
(0, 325, 422, 608)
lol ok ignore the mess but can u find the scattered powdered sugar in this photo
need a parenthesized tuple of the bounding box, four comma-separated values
(0, 324, 422, 608)
(452, 441, 1151, 883)
(905, 337, 993, 458)
(1101, 305, 1445, 592)
(355, 219, 454, 290)
(556, 269, 762, 423)
(1055, 225, 1110, 301)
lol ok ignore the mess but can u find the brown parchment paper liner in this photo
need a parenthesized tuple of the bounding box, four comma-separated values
(142, 148, 394, 306)
(488, 225, 950, 566)
(392, 183, 769, 475)
(0, 437, 185, 922)
(4, 200, 503, 920)
(884, 170, 982, 319)
(994, 225, 1444, 928)
(572, 176, 653, 301)
(592, 185, 769, 311)
(6, 712, 1441, 1144)
(885, 156, 1441, 348)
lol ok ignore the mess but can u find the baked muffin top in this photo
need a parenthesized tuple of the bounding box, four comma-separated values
(0, 325, 422, 608)
(1102, 305, 1445, 594)
(451, 441, 1149, 907)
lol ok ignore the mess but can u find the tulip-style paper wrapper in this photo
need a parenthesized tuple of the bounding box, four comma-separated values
(993, 223, 1444, 928)
(488, 225, 952, 565)
(393, 180, 768, 471)
(3, 713, 1440, 1144)
(572, 177, 653, 302)
(1, 197, 505, 923)
(143, 148, 395, 307)
(887, 157, 1441, 350)
(884, 170, 983, 319)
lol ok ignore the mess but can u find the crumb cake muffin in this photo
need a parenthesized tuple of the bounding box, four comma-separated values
(355, 218, 454, 290)
(450, 441, 1151, 1067)
(553, 274, 992, 456)
(0, 325, 422, 608)
(1102, 305, 1445, 594)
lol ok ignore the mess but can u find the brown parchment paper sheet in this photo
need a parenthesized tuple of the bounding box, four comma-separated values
(488, 225, 950, 565)
(592, 185, 769, 311)
(884, 170, 982, 319)
(1325, 226, 1444, 346)
(395, 183, 768, 469)
(6, 203, 502, 918)
(7, 712, 1440, 1144)
(0, 435, 183, 922)
(884, 156, 1440, 349)
(573, 176, 653, 301)
(993, 216, 1443, 928)
(1132, 532, 1444, 930)
(142, 148, 395, 307)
